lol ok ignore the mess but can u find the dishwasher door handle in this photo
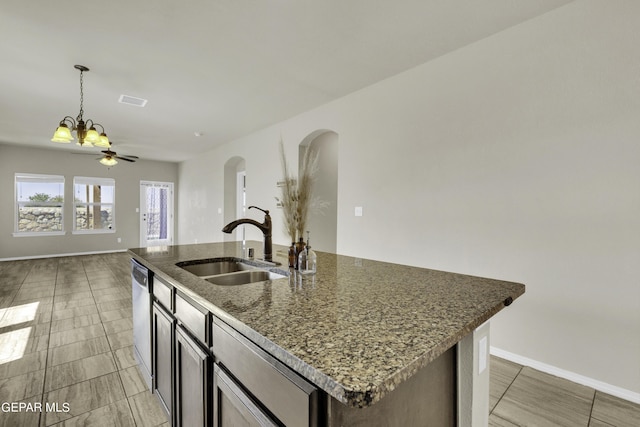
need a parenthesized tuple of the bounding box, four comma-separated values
(132, 268, 148, 288)
(131, 259, 150, 286)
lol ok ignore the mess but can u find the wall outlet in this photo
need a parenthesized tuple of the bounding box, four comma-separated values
(117, 237, 122, 243)
(218, 207, 222, 214)
(355, 206, 363, 217)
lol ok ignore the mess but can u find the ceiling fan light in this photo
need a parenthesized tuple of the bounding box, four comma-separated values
(100, 156, 118, 166)
(51, 124, 73, 143)
(94, 132, 110, 148)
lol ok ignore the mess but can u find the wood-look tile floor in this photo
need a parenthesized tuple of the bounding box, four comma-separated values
(1, 253, 639, 426)
(0, 253, 169, 427)
(490, 353, 640, 426)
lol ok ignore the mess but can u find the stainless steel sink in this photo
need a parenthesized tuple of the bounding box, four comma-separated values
(178, 260, 253, 277)
(176, 258, 287, 286)
(205, 270, 286, 286)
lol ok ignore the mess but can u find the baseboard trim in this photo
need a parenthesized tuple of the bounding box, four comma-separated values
(490, 347, 640, 404)
(0, 249, 128, 262)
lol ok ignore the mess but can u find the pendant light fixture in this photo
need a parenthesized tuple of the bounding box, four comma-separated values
(51, 65, 110, 148)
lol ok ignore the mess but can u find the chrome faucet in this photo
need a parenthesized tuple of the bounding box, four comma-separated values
(222, 206, 273, 262)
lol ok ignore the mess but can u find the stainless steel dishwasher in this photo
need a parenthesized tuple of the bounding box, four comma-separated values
(132, 258, 153, 389)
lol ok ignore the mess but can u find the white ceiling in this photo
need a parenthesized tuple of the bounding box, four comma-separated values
(0, 0, 573, 162)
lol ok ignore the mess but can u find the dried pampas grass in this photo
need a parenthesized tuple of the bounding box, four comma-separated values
(277, 140, 298, 242)
(296, 143, 320, 239)
(275, 139, 324, 243)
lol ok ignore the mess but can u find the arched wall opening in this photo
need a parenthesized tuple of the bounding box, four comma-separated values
(299, 130, 338, 253)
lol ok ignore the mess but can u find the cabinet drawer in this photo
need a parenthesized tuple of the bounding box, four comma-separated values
(212, 318, 318, 427)
(153, 276, 173, 311)
(175, 292, 209, 345)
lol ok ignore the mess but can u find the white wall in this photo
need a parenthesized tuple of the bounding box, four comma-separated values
(178, 0, 640, 396)
(0, 144, 179, 259)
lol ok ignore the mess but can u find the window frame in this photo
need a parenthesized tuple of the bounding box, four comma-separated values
(72, 176, 116, 234)
(14, 173, 66, 237)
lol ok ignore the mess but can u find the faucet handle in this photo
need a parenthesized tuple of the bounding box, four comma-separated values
(248, 206, 269, 215)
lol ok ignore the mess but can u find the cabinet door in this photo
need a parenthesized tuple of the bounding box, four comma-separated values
(152, 302, 174, 420)
(175, 325, 210, 427)
(213, 364, 278, 427)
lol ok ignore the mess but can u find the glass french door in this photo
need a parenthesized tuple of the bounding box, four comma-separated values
(140, 181, 174, 247)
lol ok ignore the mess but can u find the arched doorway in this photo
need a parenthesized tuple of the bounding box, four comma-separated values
(299, 130, 338, 253)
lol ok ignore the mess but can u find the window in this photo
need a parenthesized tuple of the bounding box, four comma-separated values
(15, 173, 65, 235)
(73, 177, 115, 233)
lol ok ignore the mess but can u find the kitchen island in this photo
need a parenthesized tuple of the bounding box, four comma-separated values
(129, 241, 524, 426)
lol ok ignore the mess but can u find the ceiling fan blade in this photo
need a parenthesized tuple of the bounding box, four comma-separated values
(120, 155, 139, 159)
(115, 156, 135, 162)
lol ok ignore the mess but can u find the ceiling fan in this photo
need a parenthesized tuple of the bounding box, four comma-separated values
(73, 144, 139, 166)
(97, 147, 139, 166)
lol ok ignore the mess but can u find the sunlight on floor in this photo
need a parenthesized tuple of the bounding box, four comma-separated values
(0, 302, 39, 328)
(0, 302, 39, 364)
(0, 326, 32, 364)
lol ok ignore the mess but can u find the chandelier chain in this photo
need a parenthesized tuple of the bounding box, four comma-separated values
(78, 69, 84, 121)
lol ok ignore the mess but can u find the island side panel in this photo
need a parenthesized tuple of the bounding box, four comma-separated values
(327, 346, 456, 426)
(457, 321, 491, 427)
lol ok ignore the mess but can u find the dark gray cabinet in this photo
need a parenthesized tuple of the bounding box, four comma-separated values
(212, 318, 318, 427)
(152, 301, 174, 420)
(151, 276, 211, 427)
(213, 364, 278, 427)
(175, 324, 211, 427)
(175, 291, 209, 344)
(146, 268, 319, 427)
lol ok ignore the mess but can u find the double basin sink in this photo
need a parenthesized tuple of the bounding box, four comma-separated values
(176, 258, 287, 286)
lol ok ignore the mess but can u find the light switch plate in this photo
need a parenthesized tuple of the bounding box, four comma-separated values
(355, 206, 363, 216)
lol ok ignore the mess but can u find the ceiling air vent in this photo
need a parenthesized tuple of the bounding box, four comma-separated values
(118, 94, 148, 107)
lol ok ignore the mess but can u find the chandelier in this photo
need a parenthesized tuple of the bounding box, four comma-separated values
(51, 65, 110, 148)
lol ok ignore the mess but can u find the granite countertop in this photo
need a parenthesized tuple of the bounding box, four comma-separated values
(129, 241, 525, 408)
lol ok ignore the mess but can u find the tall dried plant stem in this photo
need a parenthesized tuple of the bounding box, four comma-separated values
(296, 145, 319, 239)
(278, 140, 298, 242)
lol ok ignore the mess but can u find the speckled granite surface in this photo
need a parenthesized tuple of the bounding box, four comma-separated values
(129, 241, 524, 408)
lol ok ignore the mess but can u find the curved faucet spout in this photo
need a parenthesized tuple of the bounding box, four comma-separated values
(222, 218, 266, 234)
(222, 206, 273, 262)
